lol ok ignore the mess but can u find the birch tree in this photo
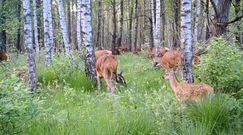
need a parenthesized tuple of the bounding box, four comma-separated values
(23, 0, 38, 91)
(33, 0, 39, 55)
(181, 0, 194, 83)
(43, 0, 53, 66)
(77, 0, 82, 51)
(154, 0, 161, 56)
(81, 0, 97, 83)
(57, 0, 73, 60)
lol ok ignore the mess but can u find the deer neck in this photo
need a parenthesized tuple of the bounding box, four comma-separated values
(169, 74, 179, 93)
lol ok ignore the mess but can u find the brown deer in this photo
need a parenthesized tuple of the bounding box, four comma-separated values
(96, 54, 126, 93)
(0, 52, 11, 62)
(95, 50, 112, 60)
(164, 70, 214, 106)
(153, 49, 183, 71)
(148, 47, 170, 58)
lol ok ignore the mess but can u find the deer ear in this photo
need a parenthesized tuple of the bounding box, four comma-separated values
(119, 71, 123, 75)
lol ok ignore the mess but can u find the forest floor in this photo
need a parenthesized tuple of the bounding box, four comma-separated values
(0, 52, 242, 135)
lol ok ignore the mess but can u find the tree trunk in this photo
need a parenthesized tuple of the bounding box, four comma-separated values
(0, 0, 6, 52)
(111, 0, 118, 54)
(234, 0, 242, 44)
(173, 0, 180, 48)
(23, 0, 38, 91)
(16, 0, 22, 52)
(58, 0, 73, 60)
(210, 0, 232, 37)
(129, 0, 134, 51)
(150, 0, 155, 49)
(67, 0, 72, 43)
(154, 0, 161, 56)
(96, 0, 102, 48)
(205, 0, 210, 40)
(181, 0, 194, 83)
(193, 0, 201, 46)
(161, 0, 165, 46)
(77, 0, 82, 51)
(134, 0, 139, 52)
(118, 0, 124, 47)
(81, 0, 97, 83)
(43, 0, 53, 66)
(33, 0, 39, 55)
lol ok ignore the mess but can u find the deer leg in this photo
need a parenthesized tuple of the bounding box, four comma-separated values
(97, 76, 101, 92)
(105, 79, 116, 94)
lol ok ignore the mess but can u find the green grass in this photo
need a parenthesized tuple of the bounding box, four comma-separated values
(1, 52, 242, 135)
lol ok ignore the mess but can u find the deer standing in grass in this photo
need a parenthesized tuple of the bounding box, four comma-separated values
(95, 50, 126, 93)
(164, 70, 214, 106)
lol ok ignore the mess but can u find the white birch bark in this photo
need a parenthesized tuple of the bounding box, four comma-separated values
(48, 0, 54, 60)
(193, 0, 201, 45)
(23, 0, 38, 91)
(57, 0, 73, 60)
(33, 0, 39, 55)
(43, 0, 53, 66)
(181, 0, 194, 83)
(81, 0, 97, 82)
(154, 0, 161, 56)
(77, 0, 82, 51)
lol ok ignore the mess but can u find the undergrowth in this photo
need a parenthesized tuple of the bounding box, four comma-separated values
(0, 45, 242, 135)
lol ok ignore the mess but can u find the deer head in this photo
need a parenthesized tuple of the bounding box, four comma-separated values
(115, 71, 127, 87)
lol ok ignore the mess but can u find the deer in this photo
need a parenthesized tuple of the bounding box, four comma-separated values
(96, 54, 126, 94)
(148, 47, 170, 58)
(164, 70, 214, 106)
(153, 49, 183, 72)
(95, 49, 112, 60)
(0, 52, 11, 62)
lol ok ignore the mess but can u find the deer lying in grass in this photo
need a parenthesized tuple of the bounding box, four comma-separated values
(153, 49, 183, 71)
(96, 53, 126, 93)
(0, 52, 11, 62)
(164, 70, 214, 106)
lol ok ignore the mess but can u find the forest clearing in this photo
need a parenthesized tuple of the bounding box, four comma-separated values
(0, 0, 243, 135)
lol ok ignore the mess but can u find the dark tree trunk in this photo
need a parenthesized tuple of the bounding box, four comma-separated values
(111, 0, 118, 54)
(210, 0, 232, 37)
(205, 0, 210, 40)
(67, 0, 71, 43)
(134, 0, 139, 52)
(234, 0, 242, 44)
(96, 0, 102, 48)
(36, 0, 43, 49)
(161, 0, 165, 46)
(173, 0, 180, 48)
(118, 0, 124, 47)
(129, 0, 134, 51)
(16, 0, 22, 52)
(0, 0, 6, 52)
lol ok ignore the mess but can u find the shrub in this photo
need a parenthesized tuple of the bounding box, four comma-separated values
(185, 94, 242, 134)
(0, 77, 37, 135)
(198, 37, 243, 96)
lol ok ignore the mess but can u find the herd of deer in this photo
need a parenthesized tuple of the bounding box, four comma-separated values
(0, 47, 214, 106)
(96, 46, 214, 106)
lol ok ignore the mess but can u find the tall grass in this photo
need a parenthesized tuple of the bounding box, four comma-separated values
(1, 51, 242, 135)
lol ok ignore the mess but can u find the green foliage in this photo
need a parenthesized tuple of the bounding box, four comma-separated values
(0, 77, 37, 135)
(198, 37, 243, 96)
(183, 94, 242, 135)
(1, 53, 242, 135)
(37, 54, 93, 92)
